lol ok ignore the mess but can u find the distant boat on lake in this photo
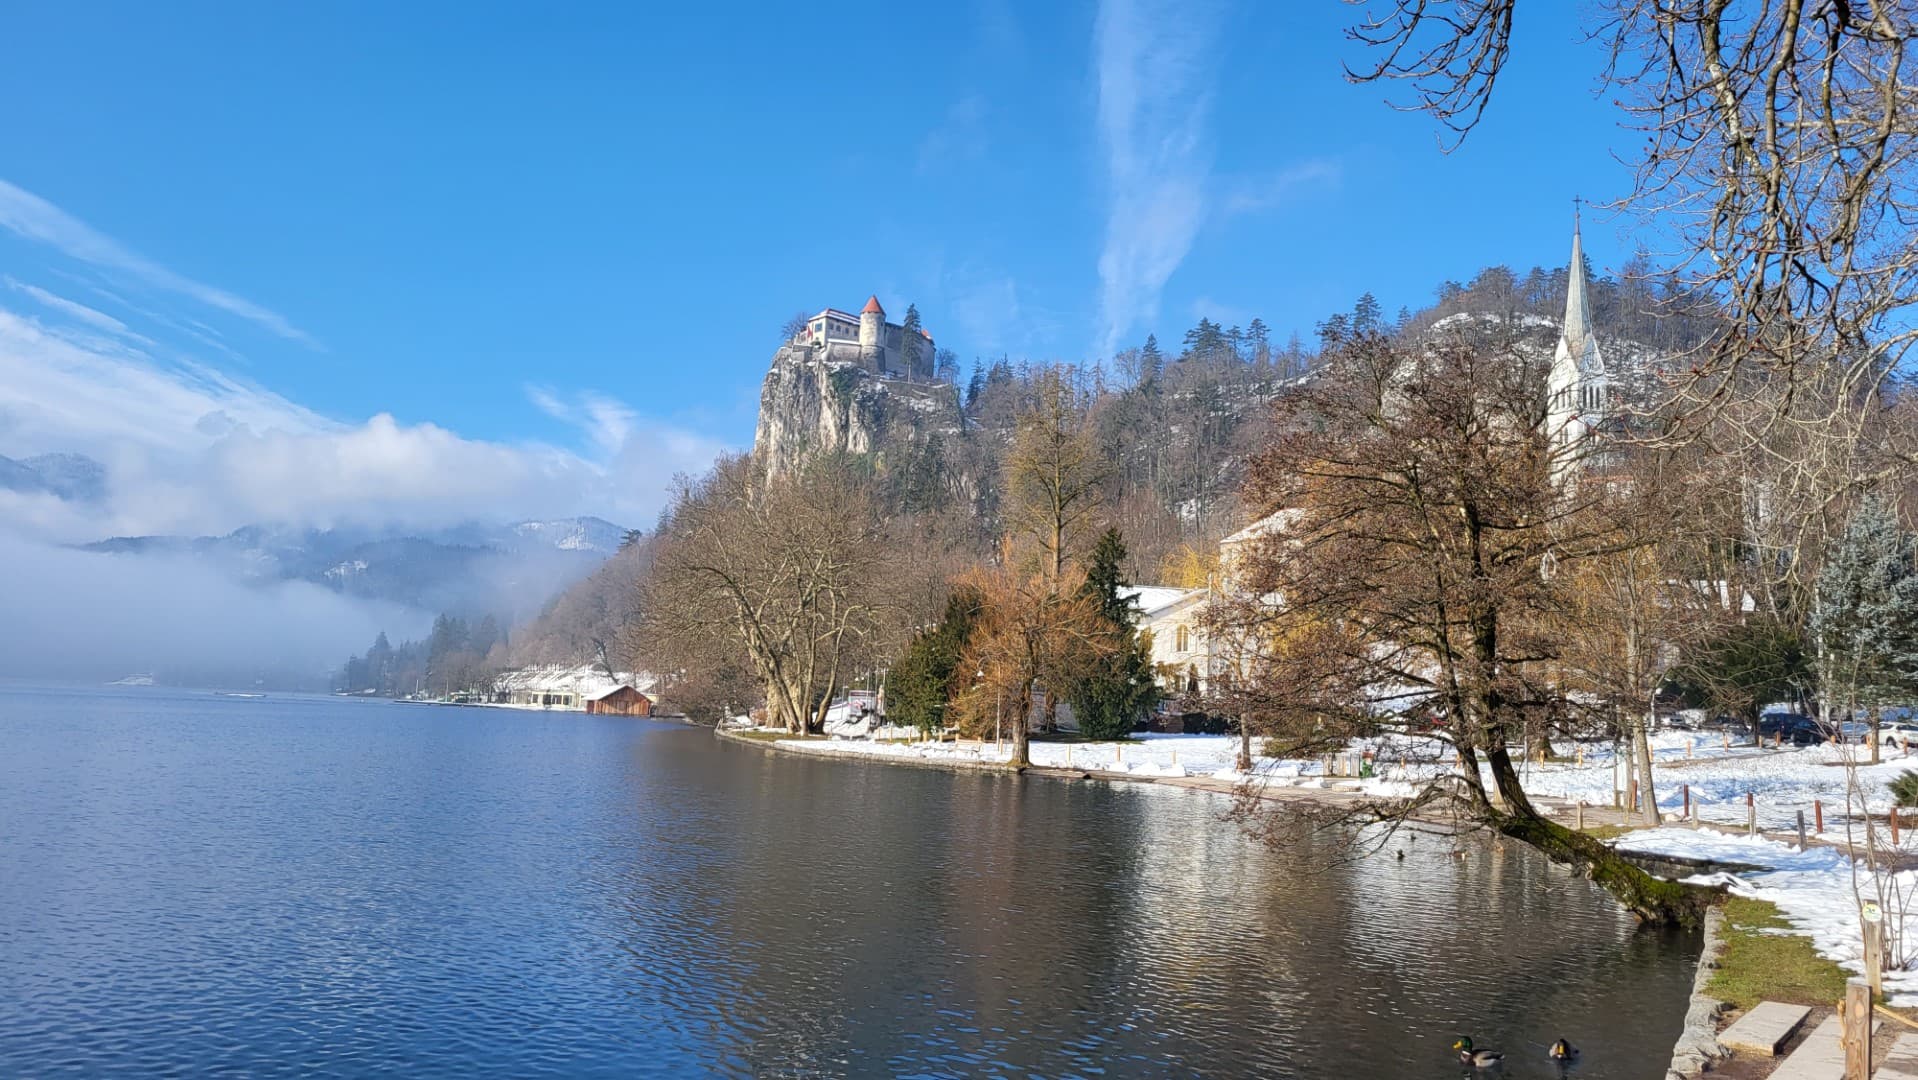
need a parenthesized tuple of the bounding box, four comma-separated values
(109, 673, 155, 686)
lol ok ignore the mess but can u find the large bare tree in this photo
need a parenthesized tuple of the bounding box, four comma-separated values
(642, 454, 897, 733)
(1216, 326, 1718, 922)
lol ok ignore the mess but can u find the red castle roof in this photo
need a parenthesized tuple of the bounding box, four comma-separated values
(861, 295, 885, 315)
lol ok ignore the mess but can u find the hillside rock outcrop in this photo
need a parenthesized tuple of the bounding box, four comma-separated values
(752, 344, 963, 479)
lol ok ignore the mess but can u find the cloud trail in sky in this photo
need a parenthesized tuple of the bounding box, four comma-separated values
(0, 177, 319, 348)
(1093, 0, 1219, 357)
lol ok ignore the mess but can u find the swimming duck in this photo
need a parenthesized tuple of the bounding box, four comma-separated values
(1453, 1037, 1505, 1068)
(1548, 1038, 1578, 1061)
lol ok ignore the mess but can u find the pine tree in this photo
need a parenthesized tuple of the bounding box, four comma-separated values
(1066, 528, 1162, 740)
(1182, 318, 1226, 360)
(1315, 311, 1351, 349)
(966, 363, 985, 410)
(1140, 334, 1164, 388)
(1352, 292, 1383, 334)
(1812, 496, 1918, 759)
(1246, 318, 1271, 365)
(619, 529, 643, 551)
(898, 303, 924, 377)
(889, 587, 984, 734)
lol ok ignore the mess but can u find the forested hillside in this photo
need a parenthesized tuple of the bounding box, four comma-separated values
(350, 253, 1715, 701)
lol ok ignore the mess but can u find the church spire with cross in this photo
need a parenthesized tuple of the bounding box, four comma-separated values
(1547, 200, 1608, 455)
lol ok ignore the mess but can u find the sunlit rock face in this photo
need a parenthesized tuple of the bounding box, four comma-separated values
(751, 343, 962, 481)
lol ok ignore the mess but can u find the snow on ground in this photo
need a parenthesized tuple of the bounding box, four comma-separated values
(1617, 827, 1918, 1006)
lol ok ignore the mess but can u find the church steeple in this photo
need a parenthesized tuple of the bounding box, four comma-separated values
(1562, 205, 1595, 371)
(1547, 202, 1608, 457)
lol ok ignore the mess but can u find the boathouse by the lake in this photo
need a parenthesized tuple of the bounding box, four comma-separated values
(586, 685, 654, 716)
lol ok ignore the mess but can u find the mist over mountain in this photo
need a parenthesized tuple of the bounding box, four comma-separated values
(0, 451, 106, 502)
(80, 515, 627, 619)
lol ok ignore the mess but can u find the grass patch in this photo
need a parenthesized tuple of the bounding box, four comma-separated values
(1581, 823, 1638, 841)
(1707, 897, 1849, 1010)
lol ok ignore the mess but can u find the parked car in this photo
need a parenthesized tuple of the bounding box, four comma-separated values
(1759, 712, 1813, 737)
(1787, 719, 1827, 746)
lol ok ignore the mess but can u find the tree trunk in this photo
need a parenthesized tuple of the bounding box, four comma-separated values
(1634, 708, 1660, 825)
(1482, 747, 1719, 924)
(1237, 722, 1253, 773)
(1010, 686, 1032, 768)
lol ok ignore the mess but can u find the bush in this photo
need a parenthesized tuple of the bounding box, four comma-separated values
(1891, 770, 1918, 808)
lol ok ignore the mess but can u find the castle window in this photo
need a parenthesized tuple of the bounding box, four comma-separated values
(1175, 625, 1189, 652)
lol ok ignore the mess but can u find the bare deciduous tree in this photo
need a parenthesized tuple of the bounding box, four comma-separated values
(1221, 327, 1718, 922)
(642, 454, 896, 733)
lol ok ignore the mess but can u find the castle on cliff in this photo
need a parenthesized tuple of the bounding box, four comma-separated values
(791, 296, 935, 379)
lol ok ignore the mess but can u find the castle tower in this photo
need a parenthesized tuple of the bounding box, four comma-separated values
(1547, 209, 1607, 455)
(859, 295, 886, 371)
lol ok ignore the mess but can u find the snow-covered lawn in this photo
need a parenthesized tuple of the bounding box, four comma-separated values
(1616, 827, 1918, 1005)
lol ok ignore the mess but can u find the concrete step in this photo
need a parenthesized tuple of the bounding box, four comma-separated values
(1769, 1014, 1878, 1080)
(1879, 1032, 1918, 1079)
(1720, 1001, 1813, 1056)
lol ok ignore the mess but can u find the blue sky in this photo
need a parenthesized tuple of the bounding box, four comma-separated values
(0, 0, 1637, 538)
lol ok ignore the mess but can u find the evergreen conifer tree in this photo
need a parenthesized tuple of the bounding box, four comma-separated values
(898, 303, 923, 377)
(1066, 528, 1162, 740)
(1140, 334, 1164, 388)
(1812, 496, 1918, 759)
(889, 587, 984, 734)
(1352, 292, 1383, 334)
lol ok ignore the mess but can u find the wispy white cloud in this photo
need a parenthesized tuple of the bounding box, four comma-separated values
(5, 276, 153, 345)
(1093, 0, 1220, 357)
(0, 302, 730, 540)
(0, 178, 318, 348)
(527, 385, 655, 458)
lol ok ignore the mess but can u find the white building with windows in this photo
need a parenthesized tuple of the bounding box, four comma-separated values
(792, 295, 935, 379)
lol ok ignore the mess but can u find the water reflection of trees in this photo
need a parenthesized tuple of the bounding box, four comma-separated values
(604, 738, 1698, 1076)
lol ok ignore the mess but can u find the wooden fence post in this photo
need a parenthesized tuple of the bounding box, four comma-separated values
(1844, 977, 1872, 1079)
(1817, 799, 1826, 833)
(1747, 792, 1757, 836)
(1865, 916, 1885, 998)
(1683, 784, 1691, 819)
(1687, 738, 1694, 759)
(1798, 810, 1807, 851)
(1629, 779, 1640, 819)
(1576, 801, 1585, 831)
(1894, 810, 1902, 848)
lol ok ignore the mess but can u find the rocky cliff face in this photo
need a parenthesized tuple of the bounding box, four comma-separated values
(752, 345, 963, 479)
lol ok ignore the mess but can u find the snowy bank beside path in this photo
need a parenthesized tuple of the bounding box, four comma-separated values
(1617, 827, 1918, 1006)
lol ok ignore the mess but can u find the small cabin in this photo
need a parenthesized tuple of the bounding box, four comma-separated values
(586, 685, 654, 717)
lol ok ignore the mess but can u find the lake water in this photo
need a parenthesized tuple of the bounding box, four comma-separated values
(0, 684, 1699, 1077)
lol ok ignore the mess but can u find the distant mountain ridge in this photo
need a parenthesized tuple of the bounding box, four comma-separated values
(0, 452, 107, 502)
(82, 516, 629, 617)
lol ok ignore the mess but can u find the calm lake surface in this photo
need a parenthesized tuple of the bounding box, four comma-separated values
(0, 684, 1698, 1077)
